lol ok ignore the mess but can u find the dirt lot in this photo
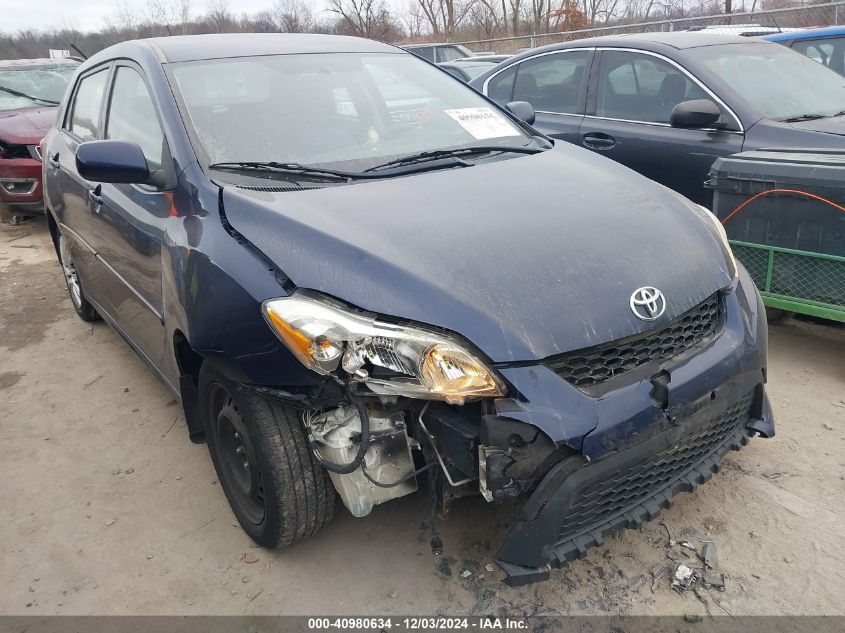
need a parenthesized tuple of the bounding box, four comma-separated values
(1, 217, 843, 617)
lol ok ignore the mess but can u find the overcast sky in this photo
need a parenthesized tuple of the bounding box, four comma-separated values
(0, 0, 338, 34)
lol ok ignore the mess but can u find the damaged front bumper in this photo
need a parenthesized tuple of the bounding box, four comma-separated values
(494, 383, 772, 585)
(476, 268, 774, 585)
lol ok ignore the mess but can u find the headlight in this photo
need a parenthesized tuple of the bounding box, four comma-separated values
(263, 292, 505, 405)
(691, 202, 738, 280)
(666, 187, 737, 280)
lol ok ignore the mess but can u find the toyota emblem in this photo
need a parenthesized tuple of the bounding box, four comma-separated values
(630, 287, 666, 321)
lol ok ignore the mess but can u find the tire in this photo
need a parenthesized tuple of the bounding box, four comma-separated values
(766, 307, 795, 323)
(198, 363, 335, 548)
(58, 234, 100, 322)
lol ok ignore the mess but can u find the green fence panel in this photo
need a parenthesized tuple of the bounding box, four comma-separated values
(730, 240, 845, 323)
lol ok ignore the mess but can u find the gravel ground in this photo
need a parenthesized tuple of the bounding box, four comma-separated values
(1, 217, 843, 616)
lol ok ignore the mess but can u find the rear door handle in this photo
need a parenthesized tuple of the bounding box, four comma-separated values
(582, 133, 617, 150)
(49, 152, 60, 168)
(88, 184, 103, 211)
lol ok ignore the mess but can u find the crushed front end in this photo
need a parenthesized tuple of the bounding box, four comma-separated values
(262, 264, 772, 586)
(474, 267, 772, 585)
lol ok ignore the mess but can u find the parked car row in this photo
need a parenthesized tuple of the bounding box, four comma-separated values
(37, 32, 774, 587)
(467, 33, 845, 206)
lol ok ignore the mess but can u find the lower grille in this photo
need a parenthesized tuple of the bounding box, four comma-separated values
(557, 392, 754, 541)
(546, 293, 723, 389)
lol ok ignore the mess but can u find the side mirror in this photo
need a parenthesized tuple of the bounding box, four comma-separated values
(505, 100, 536, 126)
(76, 140, 150, 184)
(670, 99, 721, 129)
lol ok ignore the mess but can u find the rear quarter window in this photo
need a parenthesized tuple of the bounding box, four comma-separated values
(486, 65, 517, 105)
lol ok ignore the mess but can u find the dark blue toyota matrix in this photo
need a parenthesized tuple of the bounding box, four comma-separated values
(42, 34, 773, 585)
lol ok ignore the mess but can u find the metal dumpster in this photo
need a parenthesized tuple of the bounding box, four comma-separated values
(708, 150, 845, 323)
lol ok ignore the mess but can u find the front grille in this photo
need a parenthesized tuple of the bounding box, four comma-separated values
(546, 293, 723, 389)
(0, 141, 32, 160)
(556, 392, 754, 541)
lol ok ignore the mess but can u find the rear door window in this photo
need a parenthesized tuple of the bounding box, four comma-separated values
(410, 46, 434, 62)
(68, 69, 109, 141)
(511, 51, 590, 115)
(792, 37, 845, 75)
(438, 46, 466, 63)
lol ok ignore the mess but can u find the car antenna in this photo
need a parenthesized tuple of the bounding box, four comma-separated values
(770, 16, 783, 33)
(68, 43, 88, 60)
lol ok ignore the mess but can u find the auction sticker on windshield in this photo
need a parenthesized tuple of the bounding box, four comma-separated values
(444, 107, 521, 140)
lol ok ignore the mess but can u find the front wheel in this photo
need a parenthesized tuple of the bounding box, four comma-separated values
(58, 234, 99, 322)
(198, 364, 335, 547)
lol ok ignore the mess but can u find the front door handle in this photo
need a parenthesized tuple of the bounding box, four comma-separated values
(88, 184, 103, 212)
(48, 152, 60, 168)
(582, 133, 617, 151)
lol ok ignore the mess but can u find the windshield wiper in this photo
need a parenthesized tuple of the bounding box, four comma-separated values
(0, 85, 59, 106)
(210, 156, 477, 181)
(780, 113, 828, 123)
(363, 145, 542, 173)
(208, 161, 356, 182)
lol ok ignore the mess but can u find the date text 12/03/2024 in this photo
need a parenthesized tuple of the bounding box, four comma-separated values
(307, 617, 529, 630)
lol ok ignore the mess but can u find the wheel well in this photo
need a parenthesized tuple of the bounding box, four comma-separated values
(46, 212, 60, 257)
(174, 330, 203, 384)
(174, 330, 206, 443)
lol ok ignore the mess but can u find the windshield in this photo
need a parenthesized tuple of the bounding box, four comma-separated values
(0, 64, 77, 111)
(170, 52, 532, 172)
(697, 43, 845, 120)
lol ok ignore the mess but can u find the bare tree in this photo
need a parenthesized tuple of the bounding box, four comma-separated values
(403, 0, 427, 37)
(466, 0, 504, 37)
(622, 0, 657, 22)
(242, 10, 279, 32)
(110, 0, 142, 35)
(579, 0, 622, 25)
(415, 0, 477, 38)
(327, 0, 402, 40)
(146, 0, 192, 35)
(274, 0, 315, 32)
(207, 0, 233, 33)
(177, 0, 192, 34)
(508, 0, 523, 35)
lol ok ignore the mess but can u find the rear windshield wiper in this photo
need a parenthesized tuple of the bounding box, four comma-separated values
(779, 113, 828, 123)
(0, 84, 59, 106)
(208, 161, 356, 182)
(363, 145, 542, 173)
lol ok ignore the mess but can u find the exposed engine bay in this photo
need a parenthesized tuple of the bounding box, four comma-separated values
(301, 388, 557, 519)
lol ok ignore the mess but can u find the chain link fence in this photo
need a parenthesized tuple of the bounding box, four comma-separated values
(456, 2, 845, 54)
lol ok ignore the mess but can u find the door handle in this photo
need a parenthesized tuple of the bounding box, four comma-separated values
(582, 133, 617, 151)
(88, 184, 103, 212)
(49, 152, 60, 168)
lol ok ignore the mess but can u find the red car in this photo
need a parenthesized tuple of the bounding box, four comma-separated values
(0, 58, 78, 221)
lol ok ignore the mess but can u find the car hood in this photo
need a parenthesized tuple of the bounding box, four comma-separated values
(0, 106, 56, 144)
(787, 115, 845, 136)
(221, 145, 733, 364)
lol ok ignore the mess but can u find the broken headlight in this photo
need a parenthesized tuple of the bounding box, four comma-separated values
(263, 292, 505, 405)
